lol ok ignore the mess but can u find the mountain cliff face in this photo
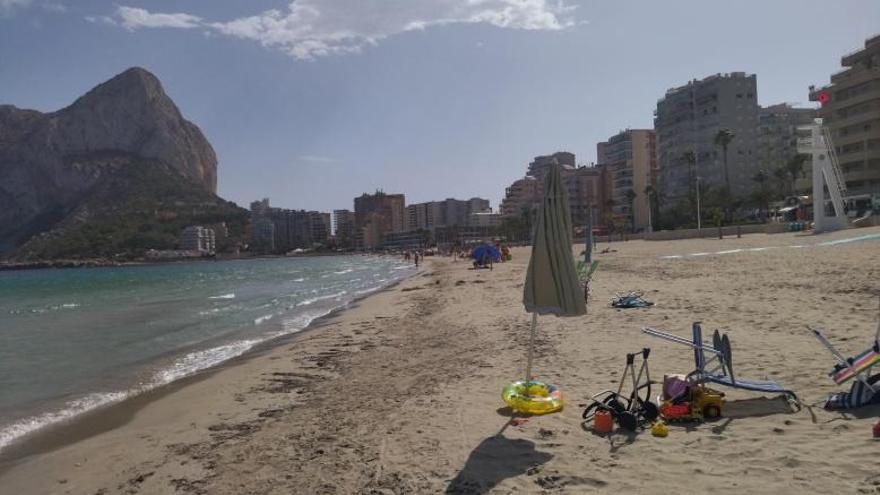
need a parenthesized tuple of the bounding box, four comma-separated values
(0, 67, 218, 252)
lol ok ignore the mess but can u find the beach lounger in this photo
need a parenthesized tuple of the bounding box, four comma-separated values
(809, 324, 880, 410)
(643, 323, 798, 404)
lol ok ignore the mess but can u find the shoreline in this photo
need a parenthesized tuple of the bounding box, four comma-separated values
(1, 229, 878, 494)
(0, 260, 419, 467)
(0, 294, 364, 468)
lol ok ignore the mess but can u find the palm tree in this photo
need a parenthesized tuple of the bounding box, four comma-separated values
(624, 189, 637, 232)
(714, 129, 735, 221)
(785, 154, 807, 196)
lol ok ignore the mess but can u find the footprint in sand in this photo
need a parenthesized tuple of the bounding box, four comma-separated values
(534, 474, 608, 490)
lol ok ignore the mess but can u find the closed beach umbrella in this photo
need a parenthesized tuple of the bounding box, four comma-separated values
(522, 162, 585, 384)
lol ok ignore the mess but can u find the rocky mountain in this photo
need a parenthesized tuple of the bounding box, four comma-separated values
(0, 67, 223, 256)
(14, 156, 248, 261)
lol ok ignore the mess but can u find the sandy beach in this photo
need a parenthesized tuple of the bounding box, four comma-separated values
(1, 227, 878, 494)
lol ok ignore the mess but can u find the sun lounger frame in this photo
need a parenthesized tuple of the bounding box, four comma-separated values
(643, 323, 799, 403)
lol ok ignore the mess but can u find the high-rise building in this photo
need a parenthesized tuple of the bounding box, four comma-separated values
(501, 152, 604, 228)
(406, 203, 432, 231)
(527, 152, 576, 178)
(500, 176, 542, 217)
(655, 72, 760, 208)
(563, 166, 605, 227)
(332, 209, 356, 248)
(597, 129, 657, 231)
(757, 104, 816, 194)
(180, 226, 216, 253)
(353, 190, 406, 249)
(250, 198, 270, 215)
(809, 34, 880, 206)
(249, 198, 330, 252)
(406, 198, 492, 231)
(252, 218, 275, 252)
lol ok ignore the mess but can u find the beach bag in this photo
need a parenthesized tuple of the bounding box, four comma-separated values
(824, 373, 880, 410)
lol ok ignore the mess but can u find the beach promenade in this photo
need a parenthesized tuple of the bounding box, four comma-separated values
(1, 227, 878, 494)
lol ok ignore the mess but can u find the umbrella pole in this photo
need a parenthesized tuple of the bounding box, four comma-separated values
(524, 312, 538, 387)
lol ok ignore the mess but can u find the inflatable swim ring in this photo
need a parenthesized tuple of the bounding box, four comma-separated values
(501, 380, 563, 414)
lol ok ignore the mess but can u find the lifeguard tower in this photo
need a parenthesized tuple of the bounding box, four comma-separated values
(797, 118, 848, 233)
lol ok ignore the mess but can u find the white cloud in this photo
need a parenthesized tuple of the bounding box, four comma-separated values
(0, 0, 32, 17)
(85, 15, 116, 26)
(41, 3, 66, 14)
(117, 6, 202, 31)
(109, 1, 578, 59)
(299, 155, 337, 163)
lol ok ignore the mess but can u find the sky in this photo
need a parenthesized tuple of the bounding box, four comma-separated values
(1, 1, 878, 212)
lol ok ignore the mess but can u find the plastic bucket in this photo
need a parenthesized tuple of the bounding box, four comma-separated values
(594, 409, 614, 434)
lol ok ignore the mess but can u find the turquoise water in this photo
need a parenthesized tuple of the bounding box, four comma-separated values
(0, 256, 414, 452)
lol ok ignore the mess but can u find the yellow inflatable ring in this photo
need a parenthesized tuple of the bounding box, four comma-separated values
(501, 380, 563, 414)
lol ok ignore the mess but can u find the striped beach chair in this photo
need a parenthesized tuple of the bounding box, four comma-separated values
(810, 323, 880, 410)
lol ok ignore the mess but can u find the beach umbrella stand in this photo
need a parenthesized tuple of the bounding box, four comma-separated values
(501, 163, 586, 415)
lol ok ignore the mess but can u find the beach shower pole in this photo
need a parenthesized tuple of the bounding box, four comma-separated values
(525, 312, 538, 386)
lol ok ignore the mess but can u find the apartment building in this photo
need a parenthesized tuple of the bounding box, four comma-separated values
(756, 104, 816, 194)
(527, 152, 576, 178)
(407, 198, 491, 231)
(655, 72, 760, 207)
(501, 152, 604, 228)
(597, 129, 657, 231)
(809, 34, 880, 206)
(180, 226, 216, 253)
(353, 190, 406, 249)
(332, 209, 356, 248)
(248, 198, 330, 252)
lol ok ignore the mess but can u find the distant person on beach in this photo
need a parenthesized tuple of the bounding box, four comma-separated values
(414, 252, 420, 267)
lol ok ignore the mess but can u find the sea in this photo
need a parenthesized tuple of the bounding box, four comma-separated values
(0, 255, 414, 453)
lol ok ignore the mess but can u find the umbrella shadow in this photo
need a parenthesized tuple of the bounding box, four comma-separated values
(445, 427, 553, 494)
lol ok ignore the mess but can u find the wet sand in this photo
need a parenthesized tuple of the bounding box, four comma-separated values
(1, 227, 878, 494)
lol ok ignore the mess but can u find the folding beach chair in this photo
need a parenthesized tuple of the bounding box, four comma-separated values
(643, 323, 798, 404)
(809, 322, 880, 410)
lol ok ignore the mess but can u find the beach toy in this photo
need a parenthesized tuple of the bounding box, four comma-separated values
(660, 402, 691, 420)
(651, 420, 668, 437)
(662, 374, 689, 401)
(501, 380, 563, 415)
(593, 409, 614, 434)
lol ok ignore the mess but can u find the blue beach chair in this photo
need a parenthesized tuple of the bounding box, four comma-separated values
(643, 323, 799, 404)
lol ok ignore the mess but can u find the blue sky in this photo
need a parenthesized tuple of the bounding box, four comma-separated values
(2, 1, 878, 212)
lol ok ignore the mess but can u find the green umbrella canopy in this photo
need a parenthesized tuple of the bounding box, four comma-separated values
(523, 162, 586, 317)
